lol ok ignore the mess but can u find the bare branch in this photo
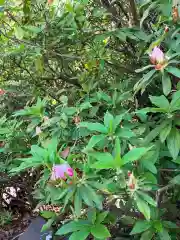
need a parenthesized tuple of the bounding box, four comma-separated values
(129, 0, 139, 25)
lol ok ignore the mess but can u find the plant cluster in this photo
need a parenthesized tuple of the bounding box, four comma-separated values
(0, 0, 180, 239)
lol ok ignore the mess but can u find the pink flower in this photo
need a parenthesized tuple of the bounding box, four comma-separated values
(36, 126, 42, 135)
(150, 47, 165, 65)
(51, 163, 74, 180)
(0, 89, 5, 95)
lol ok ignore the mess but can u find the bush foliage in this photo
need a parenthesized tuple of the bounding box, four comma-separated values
(0, 0, 180, 239)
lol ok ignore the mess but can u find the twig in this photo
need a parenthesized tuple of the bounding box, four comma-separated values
(115, 1, 129, 21)
(129, 0, 139, 25)
(11, 232, 23, 240)
(160, 169, 180, 172)
(156, 184, 174, 207)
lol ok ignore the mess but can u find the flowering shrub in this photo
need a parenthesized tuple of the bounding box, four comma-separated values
(0, 0, 180, 239)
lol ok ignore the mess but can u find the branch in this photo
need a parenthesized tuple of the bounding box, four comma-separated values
(156, 184, 174, 208)
(129, 0, 139, 25)
(42, 75, 81, 88)
(160, 169, 180, 172)
(115, 1, 129, 21)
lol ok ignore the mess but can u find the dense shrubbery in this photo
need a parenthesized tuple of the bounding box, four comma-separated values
(0, 0, 180, 239)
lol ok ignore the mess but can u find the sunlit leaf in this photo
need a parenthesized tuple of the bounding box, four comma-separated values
(91, 224, 111, 239)
(130, 220, 151, 234)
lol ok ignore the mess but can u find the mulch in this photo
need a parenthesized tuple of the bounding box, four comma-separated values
(0, 212, 31, 240)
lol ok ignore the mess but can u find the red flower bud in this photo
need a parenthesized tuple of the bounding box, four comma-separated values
(165, 26, 169, 33)
(0, 89, 5, 95)
(73, 116, 81, 125)
(129, 183, 135, 189)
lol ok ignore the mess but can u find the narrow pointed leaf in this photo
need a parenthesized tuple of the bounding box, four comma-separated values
(122, 147, 150, 165)
(162, 72, 171, 96)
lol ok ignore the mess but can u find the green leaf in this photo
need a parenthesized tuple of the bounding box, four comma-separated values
(56, 221, 82, 235)
(163, 221, 179, 229)
(153, 220, 163, 232)
(143, 172, 157, 184)
(158, 228, 171, 240)
(122, 147, 150, 165)
(140, 230, 154, 240)
(79, 102, 92, 111)
(170, 174, 180, 185)
(40, 211, 56, 219)
(104, 111, 114, 129)
(149, 95, 169, 109)
(97, 91, 112, 103)
(137, 191, 156, 207)
(114, 30, 127, 41)
(177, 81, 180, 90)
(9, 157, 42, 173)
(144, 121, 168, 144)
(135, 65, 154, 73)
(69, 230, 89, 240)
(88, 152, 113, 162)
(96, 211, 108, 224)
(23, 25, 42, 33)
(136, 196, 151, 220)
(130, 221, 152, 234)
(63, 107, 77, 115)
(167, 67, 180, 78)
(170, 90, 180, 111)
(41, 218, 54, 232)
(172, 157, 180, 164)
(167, 128, 180, 160)
(63, 186, 76, 209)
(14, 26, 24, 40)
(120, 216, 135, 225)
(74, 188, 82, 217)
(116, 91, 132, 103)
(87, 209, 96, 224)
(162, 72, 171, 96)
(85, 185, 102, 210)
(87, 181, 105, 191)
(159, 121, 172, 143)
(140, 2, 156, 28)
(134, 69, 156, 92)
(91, 224, 111, 239)
(80, 185, 94, 207)
(141, 160, 157, 174)
(113, 114, 124, 131)
(79, 122, 108, 134)
(116, 128, 135, 138)
(86, 135, 105, 149)
(114, 137, 122, 166)
(56, 188, 69, 200)
(92, 159, 115, 169)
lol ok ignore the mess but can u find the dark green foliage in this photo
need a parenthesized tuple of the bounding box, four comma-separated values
(0, 0, 180, 239)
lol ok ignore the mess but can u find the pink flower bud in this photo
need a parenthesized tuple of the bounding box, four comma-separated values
(150, 47, 165, 65)
(51, 163, 74, 180)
